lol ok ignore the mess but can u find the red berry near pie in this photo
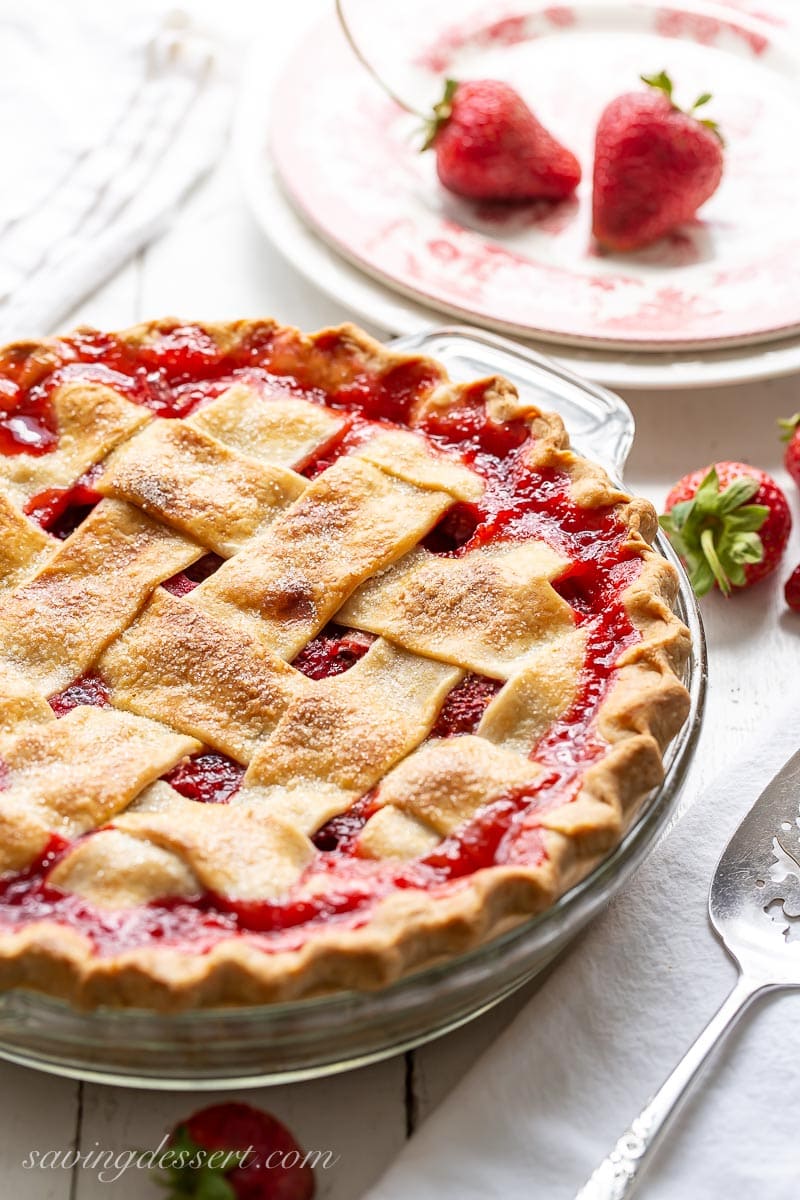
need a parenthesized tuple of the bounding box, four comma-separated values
(159, 1103, 315, 1200)
(423, 78, 582, 201)
(660, 462, 791, 596)
(332, 1, 580, 204)
(778, 413, 800, 491)
(592, 71, 724, 252)
(0, 318, 690, 1008)
(785, 564, 800, 613)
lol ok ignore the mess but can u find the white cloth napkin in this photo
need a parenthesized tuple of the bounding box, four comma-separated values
(363, 696, 800, 1199)
(0, 0, 231, 341)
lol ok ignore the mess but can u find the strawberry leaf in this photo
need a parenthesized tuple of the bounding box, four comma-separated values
(698, 116, 724, 144)
(659, 467, 768, 597)
(699, 526, 732, 594)
(724, 506, 770, 534)
(154, 1127, 245, 1200)
(640, 72, 724, 142)
(716, 477, 759, 513)
(197, 1176, 238, 1200)
(728, 531, 765, 565)
(688, 555, 716, 598)
(421, 78, 459, 151)
(778, 413, 800, 442)
(640, 70, 673, 101)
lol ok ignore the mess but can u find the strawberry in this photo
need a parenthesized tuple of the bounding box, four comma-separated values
(334, 1, 579, 202)
(592, 71, 724, 251)
(423, 79, 581, 201)
(778, 413, 800, 490)
(660, 462, 791, 596)
(786, 565, 800, 612)
(157, 1102, 316, 1200)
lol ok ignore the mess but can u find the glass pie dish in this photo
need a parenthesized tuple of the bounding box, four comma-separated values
(0, 328, 705, 1088)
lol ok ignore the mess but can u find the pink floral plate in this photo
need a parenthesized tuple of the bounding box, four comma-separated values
(270, 0, 800, 351)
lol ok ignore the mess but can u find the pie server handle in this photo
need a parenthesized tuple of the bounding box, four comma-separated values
(572, 973, 768, 1200)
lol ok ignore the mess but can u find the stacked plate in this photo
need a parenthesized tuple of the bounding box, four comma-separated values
(236, 0, 800, 389)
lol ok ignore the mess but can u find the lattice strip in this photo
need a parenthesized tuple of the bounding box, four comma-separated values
(190, 383, 347, 468)
(96, 419, 307, 556)
(353, 430, 483, 501)
(100, 589, 308, 763)
(187, 456, 454, 660)
(50, 782, 314, 906)
(47, 827, 200, 909)
(477, 630, 588, 754)
(239, 638, 463, 833)
(339, 542, 575, 679)
(0, 487, 53, 590)
(0, 666, 54, 734)
(358, 736, 542, 860)
(0, 707, 200, 873)
(0, 382, 149, 502)
(116, 785, 314, 900)
(0, 499, 202, 694)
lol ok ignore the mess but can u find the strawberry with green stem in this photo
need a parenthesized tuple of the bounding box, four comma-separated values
(593, 70, 724, 251)
(335, 0, 580, 201)
(660, 463, 791, 596)
(778, 413, 800, 490)
(156, 1103, 316, 1200)
(785, 564, 800, 613)
(421, 77, 581, 201)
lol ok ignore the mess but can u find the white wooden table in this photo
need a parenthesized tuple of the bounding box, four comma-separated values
(2, 2, 799, 1195)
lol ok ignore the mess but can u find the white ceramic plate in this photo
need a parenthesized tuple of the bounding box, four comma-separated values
(269, 0, 800, 351)
(235, 0, 800, 388)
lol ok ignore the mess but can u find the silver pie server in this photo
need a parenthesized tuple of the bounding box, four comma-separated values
(575, 748, 800, 1199)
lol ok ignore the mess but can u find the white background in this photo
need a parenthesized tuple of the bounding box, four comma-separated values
(1, 1, 799, 1196)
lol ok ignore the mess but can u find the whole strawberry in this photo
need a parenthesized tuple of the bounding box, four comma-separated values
(778, 413, 800, 490)
(786, 565, 800, 612)
(158, 1102, 315, 1200)
(423, 79, 581, 201)
(660, 462, 791, 596)
(592, 71, 724, 251)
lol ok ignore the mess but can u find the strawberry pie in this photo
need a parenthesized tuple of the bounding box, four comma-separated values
(0, 319, 690, 1009)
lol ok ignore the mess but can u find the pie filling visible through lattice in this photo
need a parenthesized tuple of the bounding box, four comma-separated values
(0, 319, 690, 1009)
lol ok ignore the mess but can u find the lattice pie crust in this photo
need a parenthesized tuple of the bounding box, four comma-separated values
(0, 320, 690, 1009)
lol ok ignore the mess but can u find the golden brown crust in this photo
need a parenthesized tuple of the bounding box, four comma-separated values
(241, 638, 462, 834)
(0, 499, 201, 693)
(97, 419, 308, 556)
(0, 382, 149, 504)
(100, 589, 307, 762)
(187, 455, 452, 660)
(0, 317, 691, 1009)
(338, 542, 574, 679)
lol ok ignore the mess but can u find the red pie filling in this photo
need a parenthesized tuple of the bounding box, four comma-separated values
(48, 672, 112, 716)
(162, 553, 225, 597)
(291, 625, 375, 679)
(0, 324, 642, 957)
(23, 471, 104, 534)
(163, 754, 245, 805)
